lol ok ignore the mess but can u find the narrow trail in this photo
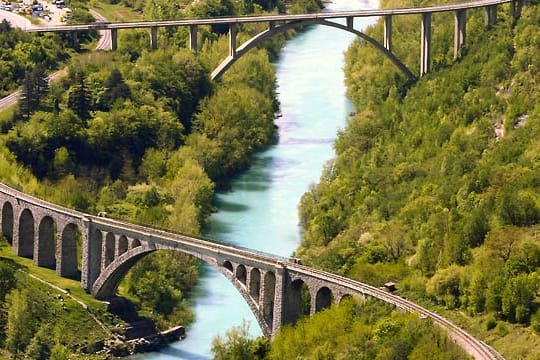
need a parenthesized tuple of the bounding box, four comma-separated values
(20, 269, 117, 340)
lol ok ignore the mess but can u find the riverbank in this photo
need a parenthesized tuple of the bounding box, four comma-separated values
(134, 0, 381, 358)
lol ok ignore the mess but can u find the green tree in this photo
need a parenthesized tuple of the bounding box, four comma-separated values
(0, 261, 16, 302)
(133, 49, 211, 133)
(19, 64, 49, 118)
(67, 71, 91, 120)
(5, 290, 34, 357)
(211, 321, 269, 360)
(102, 69, 131, 110)
(501, 272, 539, 323)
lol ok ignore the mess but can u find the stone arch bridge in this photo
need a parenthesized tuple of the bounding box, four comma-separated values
(0, 182, 503, 359)
(25, 0, 526, 80)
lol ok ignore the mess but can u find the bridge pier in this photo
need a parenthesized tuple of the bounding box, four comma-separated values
(420, 13, 431, 77)
(270, 266, 286, 337)
(80, 217, 92, 292)
(150, 26, 158, 50)
(189, 25, 198, 52)
(510, 0, 523, 19)
(454, 9, 466, 60)
(229, 23, 237, 57)
(71, 31, 78, 49)
(111, 29, 118, 51)
(384, 15, 392, 52)
(346, 16, 353, 30)
(484, 5, 498, 29)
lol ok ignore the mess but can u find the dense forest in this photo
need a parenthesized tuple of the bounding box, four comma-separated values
(211, 0, 540, 359)
(291, 0, 540, 358)
(0, 0, 320, 357)
(2, 0, 539, 358)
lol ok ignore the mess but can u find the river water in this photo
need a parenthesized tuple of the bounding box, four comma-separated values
(138, 1, 376, 358)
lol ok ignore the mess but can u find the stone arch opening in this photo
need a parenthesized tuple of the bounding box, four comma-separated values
(315, 286, 334, 313)
(249, 268, 261, 301)
(60, 223, 81, 279)
(130, 238, 141, 249)
(339, 294, 353, 305)
(118, 235, 128, 256)
(236, 264, 247, 285)
(90, 229, 103, 283)
(104, 233, 115, 268)
(37, 216, 55, 269)
(223, 260, 233, 273)
(285, 279, 310, 325)
(18, 209, 34, 258)
(1, 201, 14, 244)
(263, 271, 276, 330)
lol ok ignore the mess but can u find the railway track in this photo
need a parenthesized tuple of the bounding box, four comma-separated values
(289, 263, 504, 360)
(0, 182, 504, 359)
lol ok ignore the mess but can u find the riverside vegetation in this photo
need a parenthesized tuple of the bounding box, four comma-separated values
(1, 0, 538, 359)
(212, 0, 540, 359)
(0, 0, 321, 357)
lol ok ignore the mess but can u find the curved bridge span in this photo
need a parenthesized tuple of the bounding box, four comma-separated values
(24, 0, 523, 79)
(0, 182, 503, 359)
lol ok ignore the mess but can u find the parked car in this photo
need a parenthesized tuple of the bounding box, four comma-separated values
(32, 3, 44, 13)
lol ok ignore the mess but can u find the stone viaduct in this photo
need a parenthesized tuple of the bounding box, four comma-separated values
(0, 182, 503, 359)
(25, 0, 525, 80)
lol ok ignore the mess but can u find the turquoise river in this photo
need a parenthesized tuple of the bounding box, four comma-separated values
(138, 1, 376, 358)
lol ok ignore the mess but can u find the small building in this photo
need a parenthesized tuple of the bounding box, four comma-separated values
(383, 282, 396, 292)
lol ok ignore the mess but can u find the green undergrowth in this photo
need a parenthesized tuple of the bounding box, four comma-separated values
(0, 240, 114, 359)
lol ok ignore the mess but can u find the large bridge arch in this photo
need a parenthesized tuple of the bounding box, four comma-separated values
(211, 18, 416, 81)
(91, 245, 276, 336)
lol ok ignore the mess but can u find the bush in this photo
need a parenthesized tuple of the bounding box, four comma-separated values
(485, 316, 497, 331)
(530, 309, 540, 334)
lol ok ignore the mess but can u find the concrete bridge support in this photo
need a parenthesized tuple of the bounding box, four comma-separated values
(150, 26, 158, 50)
(454, 9, 466, 60)
(346, 16, 353, 29)
(420, 13, 431, 77)
(111, 28, 118, 51)
(71, 31, 78, 49)
(484, 5, 498, 28)
(510, 0, 523, 19)
(384, 15, 392, 52)
(229, 23, 237, 57)
(189, 25, 198, 51)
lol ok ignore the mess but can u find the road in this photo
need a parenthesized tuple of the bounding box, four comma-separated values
(25, 0, 512, 32)
(0, 7, 111, 111)
(0, 8, 33, 28)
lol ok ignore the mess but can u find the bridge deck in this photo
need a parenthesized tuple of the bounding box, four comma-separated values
(25, 0, 511, 32)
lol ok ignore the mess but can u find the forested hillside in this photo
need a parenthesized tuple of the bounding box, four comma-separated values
(292, 0, 540, 358)
(0, 0, 321, 357)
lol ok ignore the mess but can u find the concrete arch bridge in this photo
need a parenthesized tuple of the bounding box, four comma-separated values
(0, 182, 503, 359)
(25, 0, 526, 80)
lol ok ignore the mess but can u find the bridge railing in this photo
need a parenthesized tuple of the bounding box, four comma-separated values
(90, 212, 292, 263)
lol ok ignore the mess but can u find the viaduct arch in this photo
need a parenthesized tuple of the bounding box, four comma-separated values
(0, 182, 504, 359)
